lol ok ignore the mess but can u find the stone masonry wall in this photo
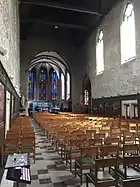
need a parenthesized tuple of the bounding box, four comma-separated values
(83, 0, 140, 100)
(0, 0, 20, 92)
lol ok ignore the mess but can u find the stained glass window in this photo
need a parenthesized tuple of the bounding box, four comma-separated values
(28, 71, 34, 100)
(84, 90, 89, 106)
(52, 71, 58, 100)
(121, 3, 136, 64)
(39, 68, 47, 100)
(61, 73, 65, 100)
(67, 72, 70, 100)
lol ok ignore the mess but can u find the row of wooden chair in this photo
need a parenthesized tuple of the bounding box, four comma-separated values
(34, 112, 140, 187)
(85, 155, 140, 187)
(2, 116, 35, 164)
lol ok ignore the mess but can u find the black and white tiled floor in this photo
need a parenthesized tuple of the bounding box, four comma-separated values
(28, 119, 90, 187)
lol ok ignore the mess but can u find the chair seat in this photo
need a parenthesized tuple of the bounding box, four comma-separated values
(119, 167, 140, 178)
(89, 171, 115, 181)
(76, 157, 95, 169)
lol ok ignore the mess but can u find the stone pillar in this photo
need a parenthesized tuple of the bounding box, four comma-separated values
(47, 68, 51, 102)
(57, 70, 61, 104)
(65, 70, 67, 101)
(34, 69, 37, 100)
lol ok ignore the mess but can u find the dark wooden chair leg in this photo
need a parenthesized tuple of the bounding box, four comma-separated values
(66, 153, 68, 165)
(75, 162, 77, 177)
(80, 168, 83, 185)
(70, 156, 72, 171)
(86, 175, 89, 187)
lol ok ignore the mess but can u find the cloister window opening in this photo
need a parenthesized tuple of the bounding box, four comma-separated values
(84, 90, 89, 106)
(28, 70, 35, 100)
(121, 2, 136, 64)
(96, 30, 104, 75)
(52, 71, 58, 100)
(39, 68, 47, 100)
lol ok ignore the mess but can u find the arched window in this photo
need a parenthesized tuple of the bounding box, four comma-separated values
(121, 2, 136, 64)
(96, 30, 104, 75)
(52, 71, 58, 100)
(67, 72, 70, 100)
(61, 73, 65, 100)
(39, 68, 47, 100)
(84, 90, 89, 106)
(28, 70, 35, 100)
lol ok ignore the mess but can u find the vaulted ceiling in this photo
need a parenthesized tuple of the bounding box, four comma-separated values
(19, 0, 121, 46)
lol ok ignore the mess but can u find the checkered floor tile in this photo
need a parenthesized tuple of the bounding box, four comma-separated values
(24, 118, 94, 187)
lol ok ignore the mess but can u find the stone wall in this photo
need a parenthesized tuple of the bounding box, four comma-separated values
(83, 0, 140, 100)
(0, 0, 20, 92)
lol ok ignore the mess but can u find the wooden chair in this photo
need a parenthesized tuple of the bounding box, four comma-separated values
(86, 130, 96, 139)
(137, 123, 140, 132)
(121, 122, 129, 132)
(2, 139, 20, 166)
(122, 178, 140, 187)
(75, 146, 98, 184)
(110, 128, 121, 138)
(129, 123, 137, 133)
(122, 144, 139, 157)
(66, 139, 85, 171)
(55, 131, 69, 151)
(104, 137, 120, 145)
(94, 133, 105, 140)
(86, 157, 118, 187)
(118, 155, 140, 180)
(20, 134, 35, 163)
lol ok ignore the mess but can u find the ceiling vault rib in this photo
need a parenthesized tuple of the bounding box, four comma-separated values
(21, 18, 89, 30)
(19, 0, 102, 16)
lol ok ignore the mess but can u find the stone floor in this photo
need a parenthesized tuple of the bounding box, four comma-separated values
(28, 119, 93, 187)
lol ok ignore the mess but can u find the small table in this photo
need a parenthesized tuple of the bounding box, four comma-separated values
(5, 153, 31, 187)
(5, 153, 29, 169)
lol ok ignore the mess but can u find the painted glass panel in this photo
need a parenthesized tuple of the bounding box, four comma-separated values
(39, 68, 47, 100)
(52, 71, 58, 100)
(28, 71, 34, 100)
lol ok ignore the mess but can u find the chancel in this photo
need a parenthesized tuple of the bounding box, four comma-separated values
(28, 51, 71, 113)
(1, 0, 140, 187)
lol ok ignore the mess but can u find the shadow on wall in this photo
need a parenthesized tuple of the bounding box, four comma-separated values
(73, 102, 83, 113)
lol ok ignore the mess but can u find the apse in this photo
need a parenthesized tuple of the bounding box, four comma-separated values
(28, 51, 71, 109)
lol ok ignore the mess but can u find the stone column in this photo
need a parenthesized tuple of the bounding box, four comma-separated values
(47, 68, 51, 102)
(65, 69, 67, 101)
(34, 69, 37, 100)
(57, 70, 61, 104)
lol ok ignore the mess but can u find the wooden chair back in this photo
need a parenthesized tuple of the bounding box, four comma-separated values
(95, 157, 117, 170)
(104, 137, 120, 145)
(100, 145, 119, 157)
(123, 144, 139, 156)
(81, 146, 98, 158)
(94, 133, 105, 139)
